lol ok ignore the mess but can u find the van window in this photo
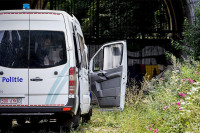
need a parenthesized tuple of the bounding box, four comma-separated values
(29, 31, 67, 68)
(93, 43, 122, 71)
(93, 49, 103, 71)
(77, 34, 87, 68)
(0, 30, 29, 68)
(103, 44, 123, 70)
(73, 33, 80, 67)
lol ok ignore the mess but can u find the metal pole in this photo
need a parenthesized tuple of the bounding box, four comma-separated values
(50, 0, 53, 10)
(96, 0, 99, 45)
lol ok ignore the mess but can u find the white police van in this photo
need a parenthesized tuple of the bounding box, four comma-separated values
(0, 8, 127, 130)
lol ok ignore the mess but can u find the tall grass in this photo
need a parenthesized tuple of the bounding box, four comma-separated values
(74, 56, 200, 133)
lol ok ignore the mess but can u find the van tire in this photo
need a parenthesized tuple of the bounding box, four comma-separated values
(57, 114, 73, 132)
(72, 109, 81, 129)
(82, 107, 92, 123)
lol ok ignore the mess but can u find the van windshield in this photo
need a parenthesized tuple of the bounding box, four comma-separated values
(0, 30, 67, 68)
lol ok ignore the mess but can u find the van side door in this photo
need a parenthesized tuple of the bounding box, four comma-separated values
(89, 41, 127, 111)
(72, 16, 91, 114)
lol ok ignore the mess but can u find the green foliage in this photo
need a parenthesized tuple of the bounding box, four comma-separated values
(72, 56, 200, 132)
(81, 0, 168, 38)
(172, 3, 200, 60)
(51, 0, 169, 40)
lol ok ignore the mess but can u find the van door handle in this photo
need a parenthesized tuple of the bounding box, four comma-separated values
(30, 77, 43, 81)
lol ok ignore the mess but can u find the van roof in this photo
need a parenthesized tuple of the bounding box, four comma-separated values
(0, 10, 73, 21)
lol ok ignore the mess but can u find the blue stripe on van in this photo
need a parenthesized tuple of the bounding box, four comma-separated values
(50, 75, 68, 104)
(45, 63, 70, 104)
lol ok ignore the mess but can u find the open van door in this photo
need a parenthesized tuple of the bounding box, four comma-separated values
(89, 41, 127, 111)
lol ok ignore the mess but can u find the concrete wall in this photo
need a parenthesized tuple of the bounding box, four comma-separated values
(185, 0, 200, 23)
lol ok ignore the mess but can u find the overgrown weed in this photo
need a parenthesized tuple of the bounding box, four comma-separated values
(73, 56, 200, 133)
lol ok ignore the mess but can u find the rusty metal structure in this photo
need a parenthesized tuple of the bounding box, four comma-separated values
(0, 0, 199, 80)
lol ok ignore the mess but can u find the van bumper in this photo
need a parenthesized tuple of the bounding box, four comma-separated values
(0, 106, 72, 113)
(0, 98, 76, 115)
